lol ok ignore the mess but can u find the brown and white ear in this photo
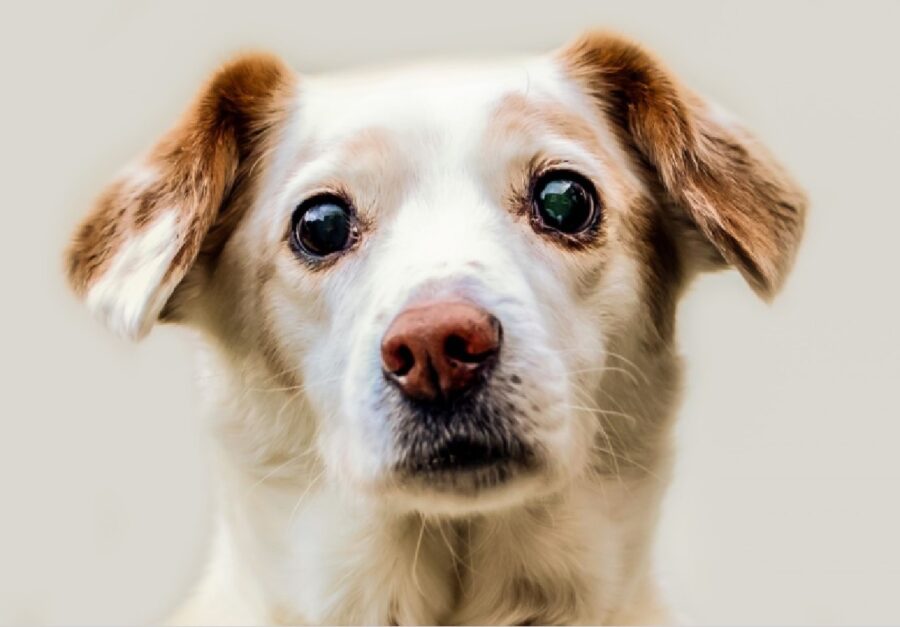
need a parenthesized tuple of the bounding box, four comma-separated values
(66, 52, 294, 339)
(559, 32, 808, 299)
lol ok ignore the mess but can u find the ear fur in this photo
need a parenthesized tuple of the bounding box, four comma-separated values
(65, 52, 294, 339)
(559, 31, 807, 298)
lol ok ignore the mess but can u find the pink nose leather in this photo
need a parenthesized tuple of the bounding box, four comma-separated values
(381, 301, 502, 401)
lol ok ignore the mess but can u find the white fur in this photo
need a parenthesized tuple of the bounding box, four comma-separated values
(78, 52, 719, 625)
(160, 56, 678, 625)
(86, 209, 180, 340)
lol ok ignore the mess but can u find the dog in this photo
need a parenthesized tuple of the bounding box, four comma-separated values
(65, 31, 806, 625)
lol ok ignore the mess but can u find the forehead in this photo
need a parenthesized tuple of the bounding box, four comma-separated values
(295, 56, 577, 148)
(255, 53, 642, 248)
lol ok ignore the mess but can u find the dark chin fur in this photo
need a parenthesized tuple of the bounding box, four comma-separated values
(381, 375, 537, 492)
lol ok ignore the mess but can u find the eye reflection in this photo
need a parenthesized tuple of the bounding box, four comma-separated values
(291, 196, 355, 257)
(532, 172, 598, 234)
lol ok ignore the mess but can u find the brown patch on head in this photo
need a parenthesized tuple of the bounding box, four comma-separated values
(486, 92, 628, 201)
(624, 195, 683, 346)
(557, 31, 807, 298)
(282, 126, 403, 209)
(484, 92, 637, 254)
(66, 51, 296, 331)
(273, 126, 404, 274)
(338, 126, 396, 162)
(316, 126, 407, 221)
(490, 92, 606, 154)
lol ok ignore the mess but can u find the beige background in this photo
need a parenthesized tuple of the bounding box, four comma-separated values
(2, 0, 899, 623)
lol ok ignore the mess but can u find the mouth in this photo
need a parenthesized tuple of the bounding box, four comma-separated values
(394, 415, 536, 494)
(382, 374, 540, 502)
(387, 424, 542, 516)
(399, 446, 534, 501)
(404, 430, 532, 476)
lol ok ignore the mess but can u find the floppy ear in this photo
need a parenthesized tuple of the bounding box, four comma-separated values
(559, 32, 807, 299)
(66, 52, 294, 339)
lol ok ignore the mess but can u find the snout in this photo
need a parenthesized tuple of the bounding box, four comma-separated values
(381, 301, 502, 401)
(379, 300, 537, 485)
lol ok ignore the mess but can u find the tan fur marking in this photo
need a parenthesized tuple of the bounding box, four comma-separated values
(557, 31, 807, 297)
(278, 127, 405, 242)
(484, 92, 634, 253)
(66, 52, 296, 315)
(492, 92, 606, 153)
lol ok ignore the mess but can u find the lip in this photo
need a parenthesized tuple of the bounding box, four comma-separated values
(386, 380, 536, 493)
(396, 432, 537, 493)
(408, 435, 513, 473)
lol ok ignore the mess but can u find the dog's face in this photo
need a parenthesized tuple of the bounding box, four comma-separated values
(66, 33, 806, 516)
(249, 61, 644, 514)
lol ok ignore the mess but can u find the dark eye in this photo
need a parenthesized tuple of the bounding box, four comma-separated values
(532, 172, 598, 234)
(291, 195, 356, 257)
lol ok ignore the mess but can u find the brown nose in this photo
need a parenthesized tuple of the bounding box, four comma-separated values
(381, 301, 502, 401)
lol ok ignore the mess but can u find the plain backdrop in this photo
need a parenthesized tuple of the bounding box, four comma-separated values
(1, 0, 899, 624)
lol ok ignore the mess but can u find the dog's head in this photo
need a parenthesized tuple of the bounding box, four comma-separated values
(66, 33, 805, 515)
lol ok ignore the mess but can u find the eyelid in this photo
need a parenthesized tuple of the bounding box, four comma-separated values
(293, 187, 354, 213)
(531, 159, 594, 185)
(528, 166, 600, 208)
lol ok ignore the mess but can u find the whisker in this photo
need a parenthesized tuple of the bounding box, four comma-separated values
(245, 456, 298, 496)
(566, 385, 625, 482)
(411, 515, 427, 597)
(604, 350, 651, 384)
(567, 365, 641, 387)
(287, 468, 326, 527)
(564, 403, 639, 425)
(435, 519, 470, 583)
(246, 374, 344, 394)
(587, 435, 664, 483)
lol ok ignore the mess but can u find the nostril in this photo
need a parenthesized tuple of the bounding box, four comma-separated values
(444, 322, 501, 364)
(388, 344, 415, 377)
(444, 334, 475, 363)
(383, 303, 502, 400)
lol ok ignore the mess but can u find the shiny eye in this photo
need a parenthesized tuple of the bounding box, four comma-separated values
(532, 172, 598, 234)
(290, 195, 356, 257)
